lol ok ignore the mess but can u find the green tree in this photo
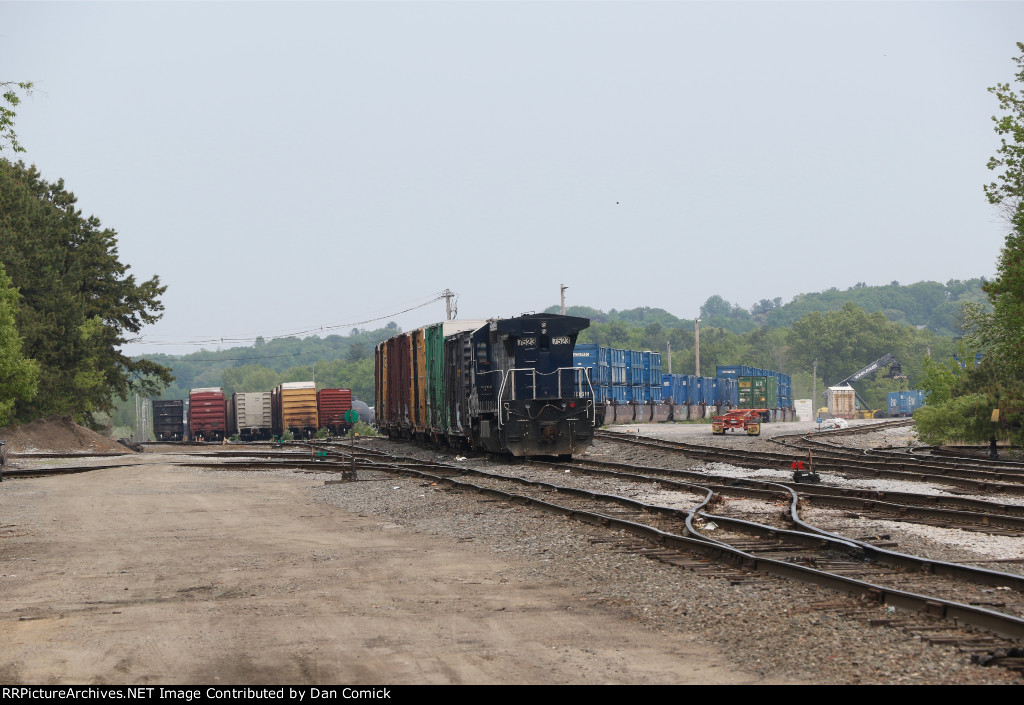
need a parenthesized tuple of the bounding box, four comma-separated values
(1, 81, 33, 154)
(970, 42, 1024, 367)
(221, 364, 281, 398)
(787, 303, 902, 385)
(923, 44, 1024, 447)
(0, 160, 172, 422)
(0, 262, 39, 425)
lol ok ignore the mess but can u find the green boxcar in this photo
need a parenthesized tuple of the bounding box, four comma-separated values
(425, 320, 489, 436)
(737, 376, 778, 409)
(425, 323, 447, 434)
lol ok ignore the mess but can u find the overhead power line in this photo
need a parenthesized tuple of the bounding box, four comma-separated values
(127, 291, 453, 350)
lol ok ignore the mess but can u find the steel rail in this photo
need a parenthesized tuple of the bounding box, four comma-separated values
(595, 430, 1024, 496)
(191, 444, 1024, 641)
(295, 449, 1024, 641)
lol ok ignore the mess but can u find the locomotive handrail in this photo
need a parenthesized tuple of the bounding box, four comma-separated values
(497, 367, 595, 428)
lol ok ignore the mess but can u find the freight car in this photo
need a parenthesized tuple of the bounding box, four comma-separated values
(375, 314, 595, 457)
(227, 391, 273, 441)
(188, 387, 227, 441)
(317, 388, 354, 434)
(272, 381, 318, 439)
(152, 399, 184, 441)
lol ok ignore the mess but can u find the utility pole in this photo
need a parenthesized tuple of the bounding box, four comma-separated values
(666, 340, 672, 374)
(442, 289, 456, 321)
(560, 284, 568, 315)
(694, 317, 701, 377)
(812, 359, 818, 416)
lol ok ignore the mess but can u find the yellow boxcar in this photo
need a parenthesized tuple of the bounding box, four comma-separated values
(273, 381, 319, 437)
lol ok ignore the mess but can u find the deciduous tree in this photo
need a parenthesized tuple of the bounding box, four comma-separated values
(0, 81, 32, 154)
(0, 262, 39, 425)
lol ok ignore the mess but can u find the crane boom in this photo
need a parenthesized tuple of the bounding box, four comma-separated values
(837, 353, 901, 386)
(824, 354, 906, 415)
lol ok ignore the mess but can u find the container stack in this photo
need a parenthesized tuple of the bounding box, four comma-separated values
(572, 344, 662, 403)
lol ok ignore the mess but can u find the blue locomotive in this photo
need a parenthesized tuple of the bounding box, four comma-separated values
(375, 313, 595, 457)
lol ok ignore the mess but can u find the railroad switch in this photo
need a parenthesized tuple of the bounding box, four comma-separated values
(792, 470, 821, 483)
(790, 459, 820, 483)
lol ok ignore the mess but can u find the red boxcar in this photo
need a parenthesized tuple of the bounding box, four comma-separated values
(188, 387, 227, 442)
(382, 333, 412, 436)
(317, 388, 354, 434)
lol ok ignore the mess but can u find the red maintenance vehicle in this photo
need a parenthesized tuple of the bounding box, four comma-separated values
(711, 409, 767, 436)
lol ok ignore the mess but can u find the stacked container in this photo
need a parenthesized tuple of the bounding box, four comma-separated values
(578, 346, 664, 403)
(738, 376, 778, 409)
(718, 365, 794, 411)
(573, 343, 610, 403)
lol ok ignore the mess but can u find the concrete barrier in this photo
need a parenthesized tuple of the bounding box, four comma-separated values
(613, 404, 632, 425)
(652, 404, 671, 422)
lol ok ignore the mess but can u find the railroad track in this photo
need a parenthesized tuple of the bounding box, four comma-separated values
(543, 454, 1024, 537)
(188, 442, 1024, 666)
(17, 439, 1024, 672)
(594, 429, 1024, 497)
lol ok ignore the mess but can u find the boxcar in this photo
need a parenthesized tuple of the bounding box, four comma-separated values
(188, 387, 227, 441)
(317, 388, 354, 434)
(227, 391, 273, 441)
(272, 381, 318, 438)
(152, 399, 184, 441)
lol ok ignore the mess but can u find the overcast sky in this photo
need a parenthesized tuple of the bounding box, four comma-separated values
(3, 1, 1021, 355)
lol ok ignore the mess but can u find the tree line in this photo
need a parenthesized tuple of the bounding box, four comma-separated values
(915, 43, 1024, 448)
(0, 160, 172, 428)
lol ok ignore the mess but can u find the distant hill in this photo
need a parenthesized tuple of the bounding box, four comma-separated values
(764, 279, 988, 336)
(546, 278, 988, 337)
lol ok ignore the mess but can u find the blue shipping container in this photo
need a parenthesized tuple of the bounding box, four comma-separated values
(887, 390, 926, 416)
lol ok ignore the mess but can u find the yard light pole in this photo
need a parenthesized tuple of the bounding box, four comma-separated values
(694, 317, 701, 377)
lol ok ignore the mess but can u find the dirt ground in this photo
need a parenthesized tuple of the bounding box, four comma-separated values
(0, 416, 131, 454)
(0, 457, 785, 685)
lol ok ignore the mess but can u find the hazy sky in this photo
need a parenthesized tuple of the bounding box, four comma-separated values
(3, 1, 1021, 355)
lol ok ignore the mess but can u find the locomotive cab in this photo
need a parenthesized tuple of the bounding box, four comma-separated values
(470, 314, 595, 457)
